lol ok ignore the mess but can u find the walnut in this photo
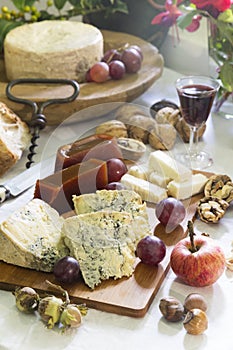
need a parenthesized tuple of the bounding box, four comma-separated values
(148, 123, 177, 150)
(115, 104, 149, 126)
(154, 106, 206, 143)
(95, 120, 128, 138)
(175, 116, 206, 143)
(197, 196, 229, 223)
(204, 174, 233, 203)
(127, 114, 156, 143)
(155, 107, 180, 126)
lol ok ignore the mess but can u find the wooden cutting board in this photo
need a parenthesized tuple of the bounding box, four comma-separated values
(0, 190, 204, 318)
(0, 30, 164, 125)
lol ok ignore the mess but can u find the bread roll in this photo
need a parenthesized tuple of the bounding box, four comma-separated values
(0, 102, 30, 176)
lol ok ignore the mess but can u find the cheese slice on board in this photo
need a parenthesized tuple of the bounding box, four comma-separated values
(120, 173, 167, 203)
(72, 189, 151, 242)
(148, 150, 192, 182)
(0, 199, 68, 272)
(62, 211, 137, 289)
(167, 173, 208, 200)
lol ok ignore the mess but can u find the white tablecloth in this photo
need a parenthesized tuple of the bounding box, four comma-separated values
(0, 68, 233, 350)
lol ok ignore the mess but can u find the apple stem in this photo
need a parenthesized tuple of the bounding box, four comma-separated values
(187, 221, 198, 253)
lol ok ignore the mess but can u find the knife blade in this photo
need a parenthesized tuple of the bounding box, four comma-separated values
(0, 155, 55, 204)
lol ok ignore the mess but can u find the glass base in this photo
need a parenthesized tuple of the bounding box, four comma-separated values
(176, 151, 213, 170)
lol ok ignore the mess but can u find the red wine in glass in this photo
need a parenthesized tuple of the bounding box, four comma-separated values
(176, 76, 219, 169)
(178, 84, 216, 127)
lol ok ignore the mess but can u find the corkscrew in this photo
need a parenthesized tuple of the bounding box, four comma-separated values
(6, 78, 79, 168)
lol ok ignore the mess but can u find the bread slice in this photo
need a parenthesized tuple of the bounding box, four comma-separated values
(0, 102, 30, 176)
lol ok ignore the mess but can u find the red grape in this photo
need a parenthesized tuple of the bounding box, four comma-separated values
(102, 49, 121, 63)
(109, 60, 126, 80)
(103, 182, 126, 190)
(121, 48, 142, 73)
(53, 256, 80, 284)
(106, 158, 127, 183)
(89, 62, 109, 83)
(129, 45, 143, 60)
(136, 235, 166, 266)
(155, 198, 186, 232)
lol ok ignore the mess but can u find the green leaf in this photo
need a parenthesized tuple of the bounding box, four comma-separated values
(12, 0, 37, 11)
(0, 19, 23, 52)
(220, 61, 233, 92)
(177, 10, 198, 30)
(54, 0, 68, 10)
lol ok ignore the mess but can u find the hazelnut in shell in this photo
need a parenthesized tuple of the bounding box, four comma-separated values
(184, 293, 207, 312)
(183, 308, 208, 335)
(159, 296, 185, 322)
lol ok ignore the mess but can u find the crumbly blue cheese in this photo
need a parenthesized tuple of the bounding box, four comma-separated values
(62, 211, 136, 289)
(72, 189, 152, 242)
(0, 198, 68, 271)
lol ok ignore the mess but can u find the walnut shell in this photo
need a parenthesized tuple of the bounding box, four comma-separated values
(204, 174, 233, 203)
(197, 196, 229, 223)
(95, 120, 128, 138)
(115, 104, 149, 126)
(148, 123, 177, 150)
(175, 116, 206, 143)
(155, 107, 180, 126)
(127, 115, 156, 143)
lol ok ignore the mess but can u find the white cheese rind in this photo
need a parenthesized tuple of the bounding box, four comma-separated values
(148, 150, 192, 182)
(167, 173, 208, 200)
(0, 199, 67, 271)
(62, 211, 136, 289)
(120, 173, 167, 203)
(4, 20, 103, 82)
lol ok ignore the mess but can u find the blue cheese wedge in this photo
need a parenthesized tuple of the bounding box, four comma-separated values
(148, 150, 192, 182)
(0, 198, 68, 271)
(72, 189, 151, 242)
(62, 211, 136, 289)
(120, 173, 167, 203)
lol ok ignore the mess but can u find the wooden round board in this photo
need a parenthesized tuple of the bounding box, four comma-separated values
(0, 30, 164, 125)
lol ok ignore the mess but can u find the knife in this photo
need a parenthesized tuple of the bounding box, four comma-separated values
(0, 155, 55, 204)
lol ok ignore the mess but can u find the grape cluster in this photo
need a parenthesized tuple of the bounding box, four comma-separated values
(86, 44, 143, 83)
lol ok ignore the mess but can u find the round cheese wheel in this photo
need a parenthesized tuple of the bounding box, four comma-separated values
(4, 20, 103, 83)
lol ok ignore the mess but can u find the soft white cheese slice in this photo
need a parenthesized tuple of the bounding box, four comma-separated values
(120, 173, 167, 203)
(148, 150, 192, 182)
(149, 171, 171, 188)
(167, 173, 208, 200)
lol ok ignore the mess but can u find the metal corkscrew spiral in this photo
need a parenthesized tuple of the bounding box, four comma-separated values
(6, 78, 80, 168)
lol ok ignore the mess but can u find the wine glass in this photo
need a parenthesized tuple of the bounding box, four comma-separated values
(175, 75, 219, 170)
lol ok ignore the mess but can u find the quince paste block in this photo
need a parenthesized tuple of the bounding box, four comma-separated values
(34, 158, 108, 214)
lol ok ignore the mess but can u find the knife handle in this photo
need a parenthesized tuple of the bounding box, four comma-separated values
(0, 186, 10, 203)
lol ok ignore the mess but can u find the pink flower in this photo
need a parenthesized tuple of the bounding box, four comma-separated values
(185, 15, 202, 32)
(192, 0, 232, 12)
(151, 0, 182, 27)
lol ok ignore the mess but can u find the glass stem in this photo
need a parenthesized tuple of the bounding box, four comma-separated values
(189, 126, 198, 156)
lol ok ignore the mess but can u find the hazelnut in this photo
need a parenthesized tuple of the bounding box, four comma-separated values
(183, 308, 208, 335)
(159, 296, 185, 322)
(184, 293, 207, 312)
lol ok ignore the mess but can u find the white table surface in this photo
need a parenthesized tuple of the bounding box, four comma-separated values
(0, 67, 233, 350)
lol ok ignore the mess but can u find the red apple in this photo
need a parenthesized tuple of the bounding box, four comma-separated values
(170, 221, 225, 287)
